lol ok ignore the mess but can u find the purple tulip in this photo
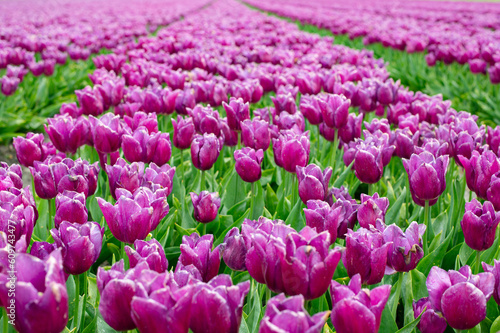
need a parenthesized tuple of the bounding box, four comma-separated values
(9, 251, 69, 333)
(365, 118, 391, 135)
(176, 233, 220, 282)
(122, 127, 172, 166)
(76, 86, 104, 116)
(220, 117, 239, 147)
(273, 110, 305, 133)
(0, 189, 35, 250)
(106, 158, 144, 199)
(60, 102, 82, 118)
(296, 164, 332, 204)
(143, 163, 176, 195)
(304, 200, 343, 244)
(191, 133, 222, 171)
(0, 76, 20, 95)
(482, 259, 500, 306)
(124, 111, 158, 134)
(403, 151, 449, 206)
(271, 93, 297, 114)
(259, 294, 329, 333)
(487, 125, 500, 156)
(221, 227, 248, 271)
(382, 222, 425, 273)
(450, 117, 485, 162)
(394, 128, 419, 159)
(30, 241, 57, 260)
(51, 221, 104, 275)
(338, 113, 363, 144)
(318, 94, 350, 129)
(469, 59, 487, 74)
(189, 105, 221, 137)
(234, 148, 264, 183)
(331, 197, 359, 239)
(241, 119, 271, 151)
(487, 172, 500, 211)
(13, 132, 55, 167)
(427, 266, 495, 330)
(412, 298, 447, 333)
(223, 97, 250, 131)
(414, 139, 449, 158)
(461, 199, 500, 251)
(273, 130, 310, 173)
(343, 227, 391, 285)
(459, 150, 500, 200)
(89, 113, 123, 153)
(190, 275, 250, 333)
(190, 191, 221, 223)
(357, 193, 389, 228)
(54, 191, 88, 228)
(299, 95, 323, 125)
(45, 115, 91, 155)
(330, 274, 391, 333)
(125, 239, 168, 273)
(0, 162, 23, 191)
(98, 187, 169, 243)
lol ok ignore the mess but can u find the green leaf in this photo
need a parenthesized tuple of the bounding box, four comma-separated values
(385, 187, 406, 225)
(246, 282, 262, 333)
(416, 227, 454, 276)
(333, 160, 353, 188)
(285, 200, 304, 231)
(87, 276, 98, 307)
(395, 310, 423, 333)
(214, 209, 250, 246)
(251, 181, 265, 220)
(379, 306, 398, 333)
(265, 183, 278, 215)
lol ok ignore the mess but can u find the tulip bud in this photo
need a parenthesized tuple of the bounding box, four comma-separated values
(459, 150, 499, 200)
(271, 93, 297, 114)
(220, 117, 239, 147)
(51, 221, 104, 275)
(122, 127, 172, 166)
(487, 172, 500, 211)
(330, 274, 391, 333)
(1, 76, 20, 95)
(221, 227, 248, 271)
(426, 266, 495, 330)
(234, 148, 264, 183)
(461, 199, 500, 251)
(241, 119, 271, 151)
(106, 158, 145, 199)
(318, 94, 350, 129)
(482, 259, 500, 306)
(299, 95, 323, 125)
(45, 115, 91, 155)
(191, 133, 222, 171)
(54, 191, 88, 228)
(487, 125, 500, 156)
(223, 97, 250, 131)
(296, 164, 332, 204)
(189, 105, 221, 137)
(413, 297, 447, 333)
(125, 238, 167, 273)
(13, 132, 54, 168)
(176, 233, 220, 282)
(304, 200, 343, 244)
(272, 130, 310, 173)
(338, 113, 363, 144)
(357, 193, 389, 228)
(259, 294, 329, 333)
(76, 86, 104, 116)
(190, 191, 221, 224)
(89, 113, 123, 153)
(383, 222, 425, 272)
(124, 111, 158, 134)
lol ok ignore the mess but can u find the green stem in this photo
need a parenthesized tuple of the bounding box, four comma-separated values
(391, 272, 404, 318)
(292, 176, 298, 207)
(316, 126, 321, 156)
(423, 201, 430, 254)
(48, 198, 55, 231)
(201, 170, 206, 192)
(3, 307, 8, 333)
(368, 183, 373, 196)
(73, 275, 80, 329)
(331, 129, 338, 174)
(250, 182, 255, 219)
(475, 251, 481, 274)
(78, 272, 88, 332)
(179, 150, 184, 183)
(266, 288, 271, 303)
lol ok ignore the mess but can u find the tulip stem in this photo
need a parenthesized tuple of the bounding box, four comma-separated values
(201, 170, 206, 191)
(78, 271, 88, 332)
(3, 307, 8, 332)
(368, 184, 373, 196)
(292, 176, 298, 208)
(250, 182, 255, 219)
(179, 150, 184, 181)
(474, 251, 481, 274)
(48, 198, 55, 231)
(391, 272, 404, 319)
(73, 275, 80, 330)
(423, 201, 430, 254)
(203, 223, 207, 236)
(331, 129, 338, 174)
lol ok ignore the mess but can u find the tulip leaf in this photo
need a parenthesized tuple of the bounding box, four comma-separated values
(260, 168, 274, 187)
(214, 208, 250, 246)
(333, 160, 353, 188)
(87, 276, 98, 307)
(238, 317, 250, 333)
(416, 227, 454, 276)
(265, 183, 278, 215)
(481, 236, 500, 266)
(227, 198, 250, 222)
(285, 200, 304, 231)
(385, 187, 406, 225)
(222, 169, 247, 212)
(246, 281, 262, 333)
(66, 275, 76, 325)
(458, 241, 474, 266)
(96, 312, 116, 333)
(251, 181, 265, 220)
(394, 309, 422, 333)
(87, 196, 104, 226)
(33, 198, 49, 241)
(379, 306, 398, 333)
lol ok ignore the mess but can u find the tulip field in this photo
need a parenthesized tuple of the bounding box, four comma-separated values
(3, 0, 500, 332)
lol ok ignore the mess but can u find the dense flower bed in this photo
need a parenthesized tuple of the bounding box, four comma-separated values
(2, 0, 500, 332)
(244, 0, 500, 84)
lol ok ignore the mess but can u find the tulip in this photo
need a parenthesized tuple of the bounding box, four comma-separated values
(191, 133, 222, 171)
(189, 105, 221, 136)
(383, 222, 425, 272)
(412, 298, 447, 333)
(331, 197, 359, 239)
(461, 199, 500, 251)
(330, 274, 391, 333)
(190, 275, 250, 333)
(364, 118, 391, 135)
(303, 200, 342, 244)
(143, 163, 176, 195)
(253, 107, 270, 122)
(296, 164, 332, 203)
(125, 239, 168, 273)
(415, 139, 449, 158)
(403, 151, 449, 206)
(176, 233, 220, 282)
(482, 259, 500, 306)
(241, 119, 271, 151)
(450, 117, 485, 161)
(98, 187, 169, 243)
(299, 95, 323, 125)
(487, 125, 500, 156)
(30, 241, 57, 260)
(343, 227, 391, 285)
(426, 266, 495, 330)
(106, 158, 145, 199)
(130, 271, 194, 333)
(459, 150, 499, 199)
(13, 132, 55, 167)
(357, 193, 389, 228)
(54, 190, 88, 228)
(223, 97, 250, 131)
(190, 191, 221, 224)
(45, 114, 91, 155)
(318, 94, 350, 129)
(124, 111, 158, 134)
(281, 227, 342, 299)
(89, 113, 123, 153)
(1, 76, 20, 95)
(273, 110, 305, 133)
(121, 127, 172, 166)
(221, 227, 248, 271)
(0, 162, 23, 191)
(338, 113, 363, 144)
(234, 148, 264, 183)
(272, 130, 310, 173)
(51, 221, 104, 275)
(76, 86, 104, 116)
(0, 190, 35, 248)
(10, 251, 69, 333)
(394, 128, 419, 159)
(259, 294, 329, 333)
(220, 118, 239, 146)
(271, 93, 296, 114)
(487, 172, 500, 211)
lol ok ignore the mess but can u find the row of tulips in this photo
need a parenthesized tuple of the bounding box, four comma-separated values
(244, 0, 500, 84)
(3, 0, 500, 332)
